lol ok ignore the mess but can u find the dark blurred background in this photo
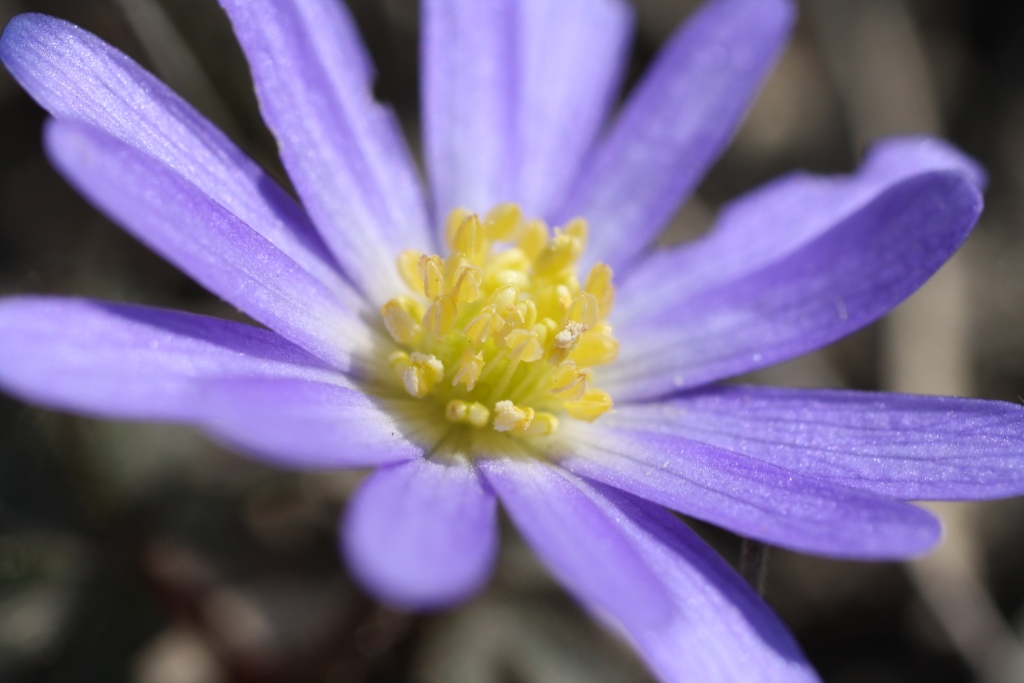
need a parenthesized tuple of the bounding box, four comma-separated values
(1, 0, 1024, 681)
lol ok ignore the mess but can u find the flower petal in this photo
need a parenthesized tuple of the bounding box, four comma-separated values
(605, 170, 983, 400)
(199, 378, 421, 470)
(561, 423, 941, 560)
(513, 0, 634, 217)
(618, 136, 985, 317)
(343, 457, 498, 609)
(45, 119, 371, 370)
(421, 0, 633, 222)
(555, 0, 796, 273)
(604, 385, 1024, 502)
(0, 12, 352, 302)
(219, 0, 432, 304)
(478, 457, 673, 632)
(586, 483, 820, 683)
(0, 296, 338, 422)
(421, 0, 515, 220)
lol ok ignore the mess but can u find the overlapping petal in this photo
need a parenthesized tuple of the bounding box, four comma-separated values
(0, 297, 337, 422)
(0, 13, 352, 303)
(478, 457, 673, 632)
(344, 457, 498, 609)
(605, 386, 1024, 501)
(588, 484, 820, 683)
(220, 0, 433, 304)
(562, 423, 940, 559)
(617, 136, 985, 315)
(513, 0, 634, 217)
(555, 0, 796, 273)
(200, 378, 422, 470)
(421, 0, 633, 223)
(45, 119, 371, 370)
(604, 171, 983, 400)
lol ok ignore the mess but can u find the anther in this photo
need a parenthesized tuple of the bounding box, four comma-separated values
(450, 213, 489, 264)
(452, 348, 485, 390)
(549, 321, 586, 364)
(515, 411, 559, 437)
(567, 292, 599, 328)
(397, 250, 425, 294)
(534, 230, 583, 277)
(493, 401, 535, 432)
(505, 327, 544, 364)
(444, 207, 472, 248)
(584, 263, 615, 317)
(449, 263, 482, 303)
(463, 305, 504, 345)
(518, 219, 548, 260)
(390, 352, 444, 398)
(565, 389, 613, 422)
(423, 294, 457, 338)
(550, 361, 590, 401)
(381, 297, 424, 345)
(572, 324, 619, 366)
(445, 399, 491, 427)
(419, 254, 445, 299)
(483, 203, 522, 241)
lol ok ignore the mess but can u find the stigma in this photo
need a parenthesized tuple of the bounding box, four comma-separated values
(379, 204, 618, 438)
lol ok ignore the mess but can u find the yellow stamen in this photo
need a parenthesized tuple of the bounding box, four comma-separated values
(584, 263, 615, 318)
(483, 203, 523, 241)
(565, 389, 613, 422)
(452, 348, 485, 391)
(420, 254, 445, 299)
(493, 401, 534, 432)
(379, 206, 617, 441)
(381, 297, 424, 345)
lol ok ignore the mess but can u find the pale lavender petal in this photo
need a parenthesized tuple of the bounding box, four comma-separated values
(343, 457, 498, 609)
(555, 0, 796, 273)
(478, 458, 673, 632)
(220, 0, 432, 304)
(618, 136, 985, 316)
(585, 483, 820, 683)
(562, 423, 940, 559)
(199, 378, 421, 470)
(605, 386, 1024, 501)
(422, 0, 516, 220)
(514, 0, 634, 217)
(0, 13, 354, 303)
(605, 171, 983, 400)
(0, 296, 338, 422)
(45, 119, 371, 370)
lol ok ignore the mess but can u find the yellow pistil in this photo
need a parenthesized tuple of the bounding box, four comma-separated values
(378, 205, 618, 440)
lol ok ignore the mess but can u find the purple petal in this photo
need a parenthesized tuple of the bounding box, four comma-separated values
(421, 0, 517, 219)
(422, 0, 632, 222)
(605, 170, 983, 400)
(219, 0, 432, 304)
(45, 119, 371, 370)
(343, 457, 498, 609)
(555, 0, 796, 273)
(587, 483, 820, 683)
(605, 385, 1024, 501)
(478, 458, 673, 632)
(0, 13, 352, 302)
(618, 136, 985, 316)
(514, 0, 634, 217)
(0, 296, 338, 422)
(561, 423, 941, 559)
(199, 378, 421, 470)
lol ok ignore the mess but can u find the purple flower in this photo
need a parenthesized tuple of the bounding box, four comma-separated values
(0, 0, 1021, 681)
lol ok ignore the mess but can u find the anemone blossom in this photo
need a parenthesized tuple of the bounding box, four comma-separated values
(1, 0, 1023, 681)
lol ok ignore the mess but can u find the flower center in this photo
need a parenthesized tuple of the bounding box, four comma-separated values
(379, 204, 617, 438)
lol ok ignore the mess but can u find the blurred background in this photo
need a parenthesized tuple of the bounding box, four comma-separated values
(1, 0, 1024, 681)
